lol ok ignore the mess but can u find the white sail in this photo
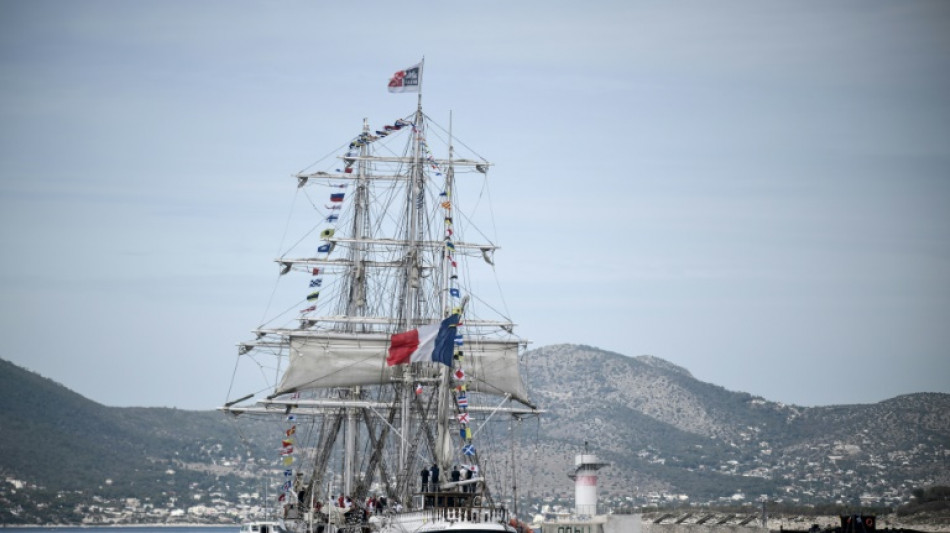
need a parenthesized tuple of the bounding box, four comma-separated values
(276, 333, 395, 394)
(459, 338, 530, 404)
(273, 333, 530, 404)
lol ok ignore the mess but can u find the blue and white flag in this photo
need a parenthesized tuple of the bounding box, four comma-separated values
(462, 444, 476, 456)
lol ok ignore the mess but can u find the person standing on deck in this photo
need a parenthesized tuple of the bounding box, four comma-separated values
(430, 464, 440, 490)
(421, 467, 430, 491)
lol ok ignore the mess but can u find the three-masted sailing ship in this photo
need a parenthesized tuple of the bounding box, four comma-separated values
(222, 63, 540, 532)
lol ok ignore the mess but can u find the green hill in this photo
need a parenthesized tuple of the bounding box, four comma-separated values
(2, 349, 948, 524)
(0, 357, 272, 523)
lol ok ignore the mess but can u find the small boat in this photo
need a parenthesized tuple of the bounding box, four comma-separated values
(240, 520, 290, 533)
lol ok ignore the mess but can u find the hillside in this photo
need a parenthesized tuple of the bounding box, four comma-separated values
(2, 348, 948, 524)
(0, 357, 274, 523)
(519, 344, 950, 508)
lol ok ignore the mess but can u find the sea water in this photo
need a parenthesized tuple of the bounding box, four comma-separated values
(18, 524, 241, 533)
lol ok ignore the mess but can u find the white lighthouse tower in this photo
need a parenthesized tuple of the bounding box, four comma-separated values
(567, 446, 609, 516)
(541, 447, 639, 533)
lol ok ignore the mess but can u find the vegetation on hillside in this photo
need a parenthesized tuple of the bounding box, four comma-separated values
(897, 486, 950, 516)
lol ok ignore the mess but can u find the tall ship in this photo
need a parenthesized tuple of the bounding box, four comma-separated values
(222, 62, 540, 533)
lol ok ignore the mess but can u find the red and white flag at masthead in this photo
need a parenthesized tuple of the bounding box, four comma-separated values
(388, 61, 423, 93)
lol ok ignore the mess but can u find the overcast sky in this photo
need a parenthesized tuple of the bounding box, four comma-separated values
(1, 1, 948, 410)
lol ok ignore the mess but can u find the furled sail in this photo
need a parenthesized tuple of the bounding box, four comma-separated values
(273, 331, 529, 404)
(276, 333, 395, 394)
(461, 338, 530, 405)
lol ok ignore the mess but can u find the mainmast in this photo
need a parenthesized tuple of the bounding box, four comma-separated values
(398, 96, 427, 494)
(340, 119, 373, 496)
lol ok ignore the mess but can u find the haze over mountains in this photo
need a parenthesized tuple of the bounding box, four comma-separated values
(2, 345, 948, 524)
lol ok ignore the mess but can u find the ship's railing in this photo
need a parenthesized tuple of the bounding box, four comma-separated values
(431, 505, 509, 524)
(384, 505, 509, 525)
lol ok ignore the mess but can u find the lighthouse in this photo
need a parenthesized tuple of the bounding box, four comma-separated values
(541, 449, 639, 533)
(567, 451, 609, 516)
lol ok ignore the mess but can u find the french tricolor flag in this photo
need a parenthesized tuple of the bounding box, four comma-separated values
(386, 314, 460, 367)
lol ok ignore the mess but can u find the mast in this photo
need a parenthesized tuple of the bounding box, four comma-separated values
(398, 95, 426, 495)
(342, 119, 373, 496)
(434, 111, 455, 471)
(344, 119, 371, 323)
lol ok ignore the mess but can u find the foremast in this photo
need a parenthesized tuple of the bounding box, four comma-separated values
(340, 118, 372, 498)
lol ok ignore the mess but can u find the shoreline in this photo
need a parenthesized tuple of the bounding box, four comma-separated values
(1, 526, 239, 529)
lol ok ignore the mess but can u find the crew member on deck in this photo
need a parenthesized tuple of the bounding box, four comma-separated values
(421, 467, 430, 491)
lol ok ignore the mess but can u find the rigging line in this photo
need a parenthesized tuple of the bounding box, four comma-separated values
(463, 289, 515, 327)
(422, 111, 489, 163)
(223, 359, 287, 410)
(284, 185, 341, 256)
(225, 346, 244, 405)
(446, 183, 497, 249)
(255, 285, 335, 330)
(366, 403, 434, 466)
(470, 394, 513, 439)
(260, 266, 346, 329)
(482, 175, 516, 322)
(282, 225, 321, 260)
(260, 187, 302, 326)
(252, 353, 289, 397)
(296, 139, 355, 175)
(371, 120, 415, 160)
(527, 413, 541, 511)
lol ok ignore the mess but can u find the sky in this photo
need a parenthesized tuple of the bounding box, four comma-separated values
(1, 1, 948, 411)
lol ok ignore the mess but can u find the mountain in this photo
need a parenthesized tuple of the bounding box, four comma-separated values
(519, 344, 950, 508)
(0, 357, 274, 524)
(1, 348, 948, 524)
